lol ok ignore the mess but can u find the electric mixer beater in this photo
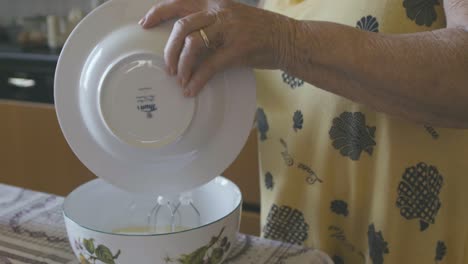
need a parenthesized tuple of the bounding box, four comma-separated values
(147, 193, 201, 233)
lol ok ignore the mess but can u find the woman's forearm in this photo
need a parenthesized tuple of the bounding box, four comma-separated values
(278, 19, 468, 128)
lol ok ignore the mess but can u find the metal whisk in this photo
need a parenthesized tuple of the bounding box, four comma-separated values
(147, 193, 201, 233)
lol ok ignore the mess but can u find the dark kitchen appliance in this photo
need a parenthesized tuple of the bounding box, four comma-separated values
(0, 44, 59, 104)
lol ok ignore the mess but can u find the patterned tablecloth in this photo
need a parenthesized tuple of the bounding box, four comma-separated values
(0, 183, 332, 264)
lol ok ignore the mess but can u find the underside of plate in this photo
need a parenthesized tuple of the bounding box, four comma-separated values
(99, 53, 196, 148)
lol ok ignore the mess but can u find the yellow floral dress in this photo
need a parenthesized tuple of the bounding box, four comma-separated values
(255, 0, 468, 263)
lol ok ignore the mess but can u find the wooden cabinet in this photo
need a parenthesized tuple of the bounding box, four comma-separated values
(0, 100, 261, 235)
(0, 101, 96, 195)
(240, 211, 261, 236)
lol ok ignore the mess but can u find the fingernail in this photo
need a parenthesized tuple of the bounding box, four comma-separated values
(138, 17, 146, 25)
(183, 89, 191, 97)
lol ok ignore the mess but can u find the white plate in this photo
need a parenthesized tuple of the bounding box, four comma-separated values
(55, 0, 256, 195)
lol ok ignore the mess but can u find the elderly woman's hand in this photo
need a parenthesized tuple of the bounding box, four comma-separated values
(140, 0, 292, 96)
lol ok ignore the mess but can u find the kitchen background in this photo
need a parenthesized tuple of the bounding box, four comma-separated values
(0, 0, 261, 235)
(0, 0, 92, 19)
(1, 0, 258, 18)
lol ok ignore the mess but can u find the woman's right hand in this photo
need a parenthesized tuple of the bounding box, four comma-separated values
(139, 0, 293, 96)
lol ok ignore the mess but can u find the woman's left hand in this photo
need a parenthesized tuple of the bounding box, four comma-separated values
(140, 0, 292, 96)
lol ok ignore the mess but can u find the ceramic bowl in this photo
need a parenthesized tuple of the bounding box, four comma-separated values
(63, 177, 242, 264)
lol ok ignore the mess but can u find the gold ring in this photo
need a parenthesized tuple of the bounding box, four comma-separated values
(199, 29, 211, 49)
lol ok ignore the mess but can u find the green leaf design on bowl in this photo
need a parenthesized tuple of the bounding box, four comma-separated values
(210, 247, 224, 263)
(83, 239, 95, 254)
(77, 238, 121, 264)
(178, 245, 209, 264)
(166, 227, 229, 264)
(96, 245, 117, 264)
